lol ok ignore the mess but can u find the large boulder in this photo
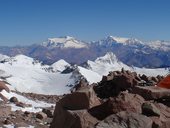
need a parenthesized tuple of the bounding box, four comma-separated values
(59, 87, 100, 110)
(50, 103, 98, 128)
(89, 92, 145, 120)
(94, 71, 140, 98)
(95, 111, 153, 128)
(142, 102, 160, 117)
(149, 103, 170, 128)
(132, 86, 170, 100)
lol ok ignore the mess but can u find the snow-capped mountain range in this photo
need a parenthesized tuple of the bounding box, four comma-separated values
(0, 53, 169, 96)
(42, 36, 88, 48)
(0, 36, 170, 68)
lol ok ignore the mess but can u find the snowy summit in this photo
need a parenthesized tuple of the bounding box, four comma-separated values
(42, 36, 88, 48)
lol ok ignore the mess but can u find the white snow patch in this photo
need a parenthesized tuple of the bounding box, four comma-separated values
(52, 59, 70, 72)
(78, 66, 102, 84)
(1, 90, 54, 112)
(42, 36, 88, 48)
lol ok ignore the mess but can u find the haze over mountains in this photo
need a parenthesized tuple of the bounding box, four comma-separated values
(0, 36, 170, 68)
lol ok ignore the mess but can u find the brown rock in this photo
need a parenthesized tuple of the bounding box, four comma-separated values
(73, 79, 89, 91)
(151, 77, 159, 83)
(10, 97, 18, 103)
(141, 74, 149, 82)
(42, 108, 54, 118)
(36, 112, 47, 120)
(95, 111, 153, 128)
(50, 103, 98, 128)
(0, 81, 10, 92)
(0, 105, 11, 117)
(89, 92, 145, 120)
(94, 71, 140, 98)
(132, 86, 170, 100)
(15, 102, 25, 108)
(15, 122, 30, 127)
(59, 87, 100, 110)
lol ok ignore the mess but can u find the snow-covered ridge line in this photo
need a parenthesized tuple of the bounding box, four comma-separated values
(0, 53, 169, 96)
(40, 35, 170, 51)
(42, 36, 88, 48)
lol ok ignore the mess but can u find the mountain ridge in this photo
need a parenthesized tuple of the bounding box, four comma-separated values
(0, 36, 170, 68)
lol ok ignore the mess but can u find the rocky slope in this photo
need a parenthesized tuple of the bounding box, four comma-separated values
(51, 70, 170, 128)
(0, 67, 170, 127)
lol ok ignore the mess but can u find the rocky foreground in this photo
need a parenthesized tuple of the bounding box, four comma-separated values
(1, 69, 170, 128)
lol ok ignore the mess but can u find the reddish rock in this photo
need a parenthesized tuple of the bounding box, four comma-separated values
(0, 81, 10, 92)
(50, 103, 98, 128)
(42, 108, 54, 118)
(94, 71, 140, 98)
(10, 97, 18, 103)
(36, 112, 47, 120)
(132, 86, 170, 100)
(0, 105, 11, 117)
(15, 122, 30, 127)
(15, 102, 25, 108)
(59, 87, 100, 110)
(89, 92, 145, 120)
(96, 111, 153, 128)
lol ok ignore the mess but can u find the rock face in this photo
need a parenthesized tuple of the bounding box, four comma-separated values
(51, 87, 100, 128)
(89, 91, 145, 120)
(94, 70, 161, 98)
(50, 103, 98, 128)
(50, 70, 170, 128)
(0, 81, 10, 92)
(36, 112, 47, 120)
(132, 86, 170, 100)
(59, 87, 100, 110)
(96, 111, 153, 128)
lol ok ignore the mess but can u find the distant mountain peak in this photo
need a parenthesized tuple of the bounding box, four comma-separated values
(95, 36, 143, 46)
(52, 59, 70, 72)
(107, 36, 143, 45)
(95, 52, 118, 64)
(42, 36, 88, 48)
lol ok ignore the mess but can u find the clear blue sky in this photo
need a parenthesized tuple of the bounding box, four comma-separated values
(0, 0, 170, 46)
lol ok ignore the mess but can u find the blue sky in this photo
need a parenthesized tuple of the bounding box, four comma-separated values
(0, 0, 170, 46)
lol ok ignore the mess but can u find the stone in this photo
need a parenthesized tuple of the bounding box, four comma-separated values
(132, 86, 170, 100)
(36, 112, 47, 120)
(142, 102, 160, 117)
(0, 105, 11, 117)
(9, 97, 18, 103)
(89, 92, 145, 120)
(15, 122, 30, 127)
(96, 111, 153, 128)
(0, 81, 10, 92)
(59, 86, 100, 110)
(42, 108, 54, 118)
(94, 71, 140, 98)
(15, 102, 25, 108)
(50, 103, 98, 128)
